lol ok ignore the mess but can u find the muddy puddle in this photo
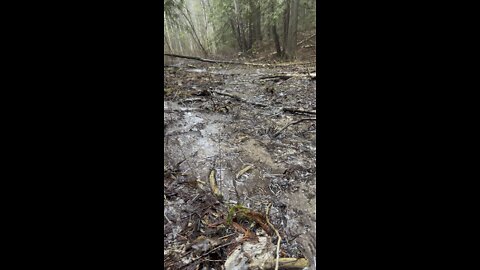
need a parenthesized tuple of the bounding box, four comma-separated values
(164, 62, 316, 269)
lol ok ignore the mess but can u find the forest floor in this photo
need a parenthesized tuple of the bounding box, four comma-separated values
(164, 58, 316, 270)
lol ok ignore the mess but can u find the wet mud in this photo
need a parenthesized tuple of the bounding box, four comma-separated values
(164, 61, 316, 269)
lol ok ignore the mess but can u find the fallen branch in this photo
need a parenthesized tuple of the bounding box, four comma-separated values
(273, 118, 316, 138)
(164, 107, 203, 113)
(210, 90, 268, 107)
(182, 97, 206, 103)
(209, 90, 316, 115)
(259, 75, 294, 81)
(210, 90, 243, 101)
(259, 72, 316, 81)
(164, 53, 314, 67)
(297, 33, 316, 47)
(282, 108, 316, 115)
(264, 61, 316, 67)
(165, 53, 239, 64)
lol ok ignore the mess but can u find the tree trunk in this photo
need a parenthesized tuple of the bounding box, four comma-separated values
(241, 21, 248, 52)
(272, 25, 282, 56)
(230, 19, 243, 51)
(270, 0, 283, 56)
(248, 0, 261, 48)
(254, 5, 262, 42)
(283, 0, 290, 52)
(174, 26, 184, 54)
(164, 15, 173, 53)
(284, 0, 300, 60)
(248, 14, 253, 50)
(180, 3, 209, 56)
(200, 0, 213, 53)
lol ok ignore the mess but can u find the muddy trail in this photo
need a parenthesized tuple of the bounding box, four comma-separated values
(164, 60, 316, 270)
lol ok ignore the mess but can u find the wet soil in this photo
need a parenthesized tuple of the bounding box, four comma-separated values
(164, 60, 316, 269)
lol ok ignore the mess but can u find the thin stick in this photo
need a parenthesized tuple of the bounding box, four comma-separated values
(218, 232, 237, 240)
(266, 203, 281, 270)
(273, 118, 316, 138)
